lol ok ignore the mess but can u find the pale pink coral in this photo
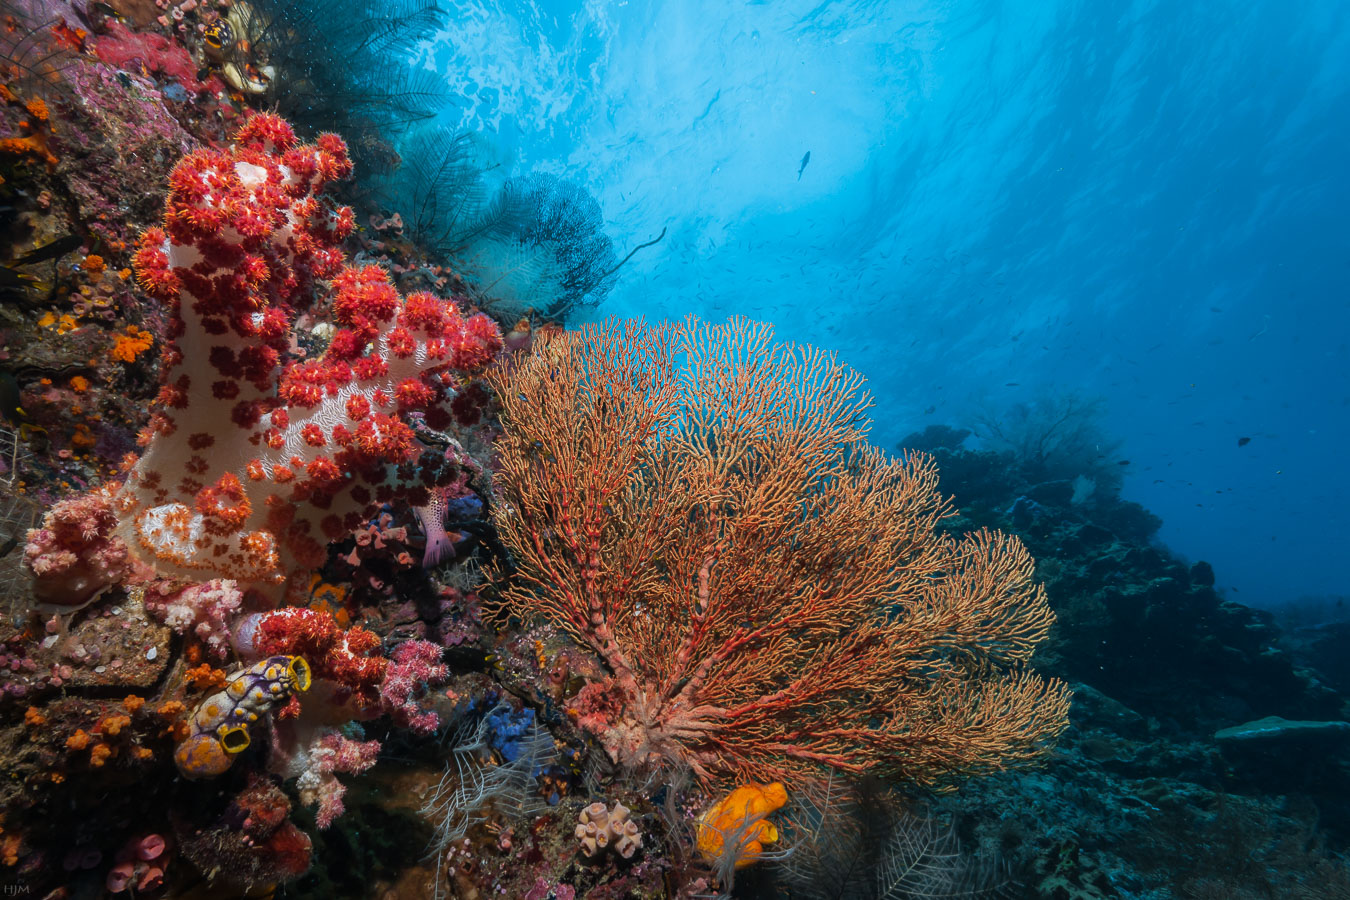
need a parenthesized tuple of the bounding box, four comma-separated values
(23, 484, 146, 609)
(293, 731, 380, 829)
(143, 579, 244, 658)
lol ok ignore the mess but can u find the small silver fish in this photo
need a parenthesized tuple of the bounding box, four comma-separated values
(797, 151, 811, 180)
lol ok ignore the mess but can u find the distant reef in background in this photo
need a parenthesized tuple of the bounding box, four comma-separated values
(875, 424, 1350, 899)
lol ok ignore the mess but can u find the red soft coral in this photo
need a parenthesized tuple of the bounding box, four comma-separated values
(252, 608, 387, 705)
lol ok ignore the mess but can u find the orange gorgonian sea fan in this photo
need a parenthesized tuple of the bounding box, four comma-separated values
(487, 317, 1071, 790)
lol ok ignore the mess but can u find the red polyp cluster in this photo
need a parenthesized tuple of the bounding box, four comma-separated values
(252, 607, 387, 707)
(112, 115, 504, 593)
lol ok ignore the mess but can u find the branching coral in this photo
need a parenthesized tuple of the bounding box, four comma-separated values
(293, 729, 381, 829)
(489, 317, 1072, 790)
(144, 578, 243, 658)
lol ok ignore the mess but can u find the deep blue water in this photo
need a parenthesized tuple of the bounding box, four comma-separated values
(420, 1, 1349, 607)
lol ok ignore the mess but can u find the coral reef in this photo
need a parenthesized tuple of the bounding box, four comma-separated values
(1, 7, 1346, 897)
(243, 606, 387, 706)
(900, 424, 1339, 729)
(489, 317, 1070, 788)
(176, 773, 314, 892)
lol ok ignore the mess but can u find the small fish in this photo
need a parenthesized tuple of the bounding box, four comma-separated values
(1005, 382, 1020, 387)
(0, 372, 27, 423)
(413, 490, 483, 568)
(0, 268, 36, 289)
(797, 151, 811, 180)
(13, 234, 82, 266)
(413, 488, 457, 569)
(1237, 436, 1251, 447)
(90, 2, 126, 22)
(923, 405, 936, 415)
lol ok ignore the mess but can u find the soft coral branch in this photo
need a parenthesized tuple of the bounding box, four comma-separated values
(113, 115, 501, 591)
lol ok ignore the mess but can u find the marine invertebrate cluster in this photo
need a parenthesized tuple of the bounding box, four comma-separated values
(105, 833, 170, 894)
(143, 578, 243, 658)
(379, 638, 448, 734)
(291, 729, 381, 829)
(23, 484, 143, 609)
(0, 85, 58, 169)
(489, 317, 1072, 789)
(242, 606, 386, 706)
(177, 773, 314, 891)
(111, 324, 155, 362)
(575, 800, 643, 861)
(91, 21, 220, 95)
(174, 654, 311, 778)
(423, 700, 555, 888)
(115, 113, 501, 592)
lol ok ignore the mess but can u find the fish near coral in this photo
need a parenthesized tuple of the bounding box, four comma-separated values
(413, 486, 455, 568)
(175, 655, 311, 778)
(413, 484, 483, 568)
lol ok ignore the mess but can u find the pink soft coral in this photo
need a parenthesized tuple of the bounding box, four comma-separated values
(143, 579, 245, 658)
(23, 484, 146, 609)
(294, 731, 380, 829)
(379, 640, 448, 735)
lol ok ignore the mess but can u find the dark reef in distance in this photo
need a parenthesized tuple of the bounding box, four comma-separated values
(895, 424, 1350, 899)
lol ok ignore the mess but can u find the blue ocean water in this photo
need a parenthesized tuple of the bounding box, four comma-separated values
(418, 1, 1350, 607)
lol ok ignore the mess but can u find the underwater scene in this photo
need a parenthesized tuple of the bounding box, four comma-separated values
(1, 0, 1347, 897)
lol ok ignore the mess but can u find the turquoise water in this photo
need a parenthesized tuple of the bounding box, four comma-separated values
(422, 0, 1350, 607)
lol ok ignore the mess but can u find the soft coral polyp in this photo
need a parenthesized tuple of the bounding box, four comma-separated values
(105, 115, 502, 592)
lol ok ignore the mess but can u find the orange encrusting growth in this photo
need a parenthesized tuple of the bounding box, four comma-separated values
(695, 782, 788, 869)
(489, 318, 1071, 790)
(111, 326, 154, 362)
